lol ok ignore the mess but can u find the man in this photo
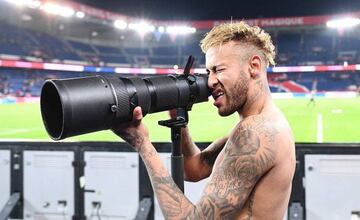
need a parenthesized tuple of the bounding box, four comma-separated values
(307, 89, 316, 107)
(307, 79, 317, 107)
(112, 21, 296, 219)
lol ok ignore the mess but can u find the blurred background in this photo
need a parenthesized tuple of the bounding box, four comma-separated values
(0, 1, 360, 220)
(0, 0, 359, 142)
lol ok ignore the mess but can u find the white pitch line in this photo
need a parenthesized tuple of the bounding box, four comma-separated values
(0, 138, 52, 142)
(0, 129, 31, 136)
(0, 127, 43, 136)
(317, 113, 323, 143)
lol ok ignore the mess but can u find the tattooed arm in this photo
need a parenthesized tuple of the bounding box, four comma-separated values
(192, 120, 277, 219)
(181, 126, 228, 182)
(113, 108, 277, 219)
(169, 109, 228, 181)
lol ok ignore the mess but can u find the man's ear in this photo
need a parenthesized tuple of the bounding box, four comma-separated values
(249, 55, 262, 78)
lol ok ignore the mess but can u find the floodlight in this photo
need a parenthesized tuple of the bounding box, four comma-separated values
(114, 20, 127, 30)
(326, 17, 360, 29)
(4, 0, 23, 6)
(26, 0, 40, 8)
(5, 0, 40, 8)
(166, 26, 196, 35)
(129, 21, 155, 34)
(42, 3, 75, 17)
(158, 26, 165, 33)
(75, 11, 85, 19)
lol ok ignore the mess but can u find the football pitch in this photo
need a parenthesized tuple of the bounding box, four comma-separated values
(0, 97, 359, 143)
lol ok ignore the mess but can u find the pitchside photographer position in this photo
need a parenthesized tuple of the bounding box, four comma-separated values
(112, 21, 296, 220)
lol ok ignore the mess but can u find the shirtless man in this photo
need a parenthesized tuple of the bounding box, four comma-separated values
(112, 21, 296, 219)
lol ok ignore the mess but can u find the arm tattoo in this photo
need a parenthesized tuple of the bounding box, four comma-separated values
(200, 143, 224, 167)
(142, 115, 278, 220)
(200, 137, 228, 167)
(245, 192, 255, 220)
(113, 129, 144, 149)
(140, 145, 157, 161)
(149, 165, 204, 220)
(181, 128, 198, 157)
(127, 133, 144, 148)
(141, 153, 194, 219)
(152, 175, 184, 217)
(194, 116, 278, 219)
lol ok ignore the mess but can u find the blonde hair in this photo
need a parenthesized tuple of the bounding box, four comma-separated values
(200, 21, 276, 67)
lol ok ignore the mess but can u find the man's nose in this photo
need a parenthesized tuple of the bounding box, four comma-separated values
(207, 73, 218, 89)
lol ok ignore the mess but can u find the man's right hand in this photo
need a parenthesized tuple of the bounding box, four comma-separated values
(168, 108, 178, 119)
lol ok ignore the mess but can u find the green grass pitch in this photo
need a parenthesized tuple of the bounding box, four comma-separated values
(0, 97, 359, 143)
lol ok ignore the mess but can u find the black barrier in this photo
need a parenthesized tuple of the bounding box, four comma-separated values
(289, 143, 360, 220)
(1, 142, 360, 220)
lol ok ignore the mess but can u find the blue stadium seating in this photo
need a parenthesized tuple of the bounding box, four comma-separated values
(68, 40, 96, 53)
(0, 23, 37, 56)
(336, 35, 360, 51)
(1, 20, 360, 67)
(182, 42, 202, 57)
(303, 31, 333, 53)
(0, 20, 360, 96)
(0, 69, 92, 97)
(152, 46, 178, 56)
(99, 55, 128, 64)
(124, 47, 150, 56)
(30, 32, 83, 61)
(276, 33, 301, 54)
(95, 45, 123, 54)
(149, 56, 179, 65)
(1, 68, 358, 97)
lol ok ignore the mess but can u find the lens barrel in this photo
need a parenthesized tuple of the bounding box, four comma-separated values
(40, 74, 210, 140)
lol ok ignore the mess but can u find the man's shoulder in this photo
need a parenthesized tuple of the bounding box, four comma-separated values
(226, 114, 278, 156)
(223, 114, 280, 175)
(228, 113, 293, 158)
(239, 113, 295, 164)
(237, 114, 279, 140)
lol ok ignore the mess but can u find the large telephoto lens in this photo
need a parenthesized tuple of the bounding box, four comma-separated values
(40, 74, 210, 140)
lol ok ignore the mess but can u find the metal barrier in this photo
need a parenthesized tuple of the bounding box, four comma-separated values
(0, 142, 359, 220)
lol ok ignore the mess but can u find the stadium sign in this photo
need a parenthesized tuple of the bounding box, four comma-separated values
(0, 59, 359, 75)
(68, 1, 360, 29)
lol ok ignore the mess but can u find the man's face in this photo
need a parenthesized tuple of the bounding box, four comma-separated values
(205, 41, 250, 116)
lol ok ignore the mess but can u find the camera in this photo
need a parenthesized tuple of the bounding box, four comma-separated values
(40, 72, 210, 140)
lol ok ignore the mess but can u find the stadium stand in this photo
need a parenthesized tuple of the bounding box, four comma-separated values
(0, 3, 360, 97)
(1, 67, 358, 97)
(0, 68, 88, 97)
(67, 40, 96, 54)
(1, 19, 360, 67)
